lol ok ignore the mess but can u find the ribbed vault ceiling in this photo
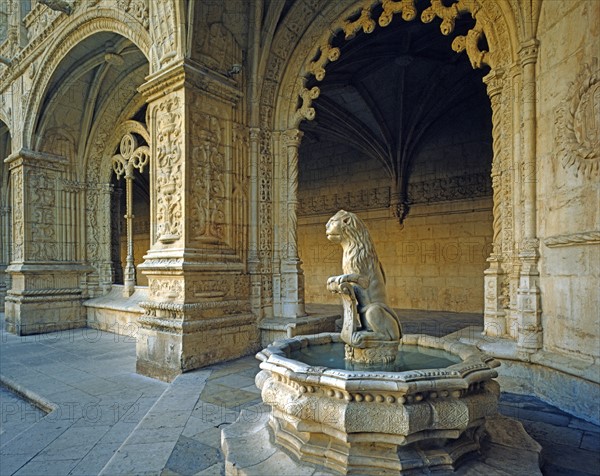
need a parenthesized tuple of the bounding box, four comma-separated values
(300, 4, 491, 220)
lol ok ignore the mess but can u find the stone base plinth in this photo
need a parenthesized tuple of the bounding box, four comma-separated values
(222, 408, 542, 476)
(4, 263, 92, 335)
(84, 285, 146, 335)
(5, 295, 86, 335)
(136, 311, 260, 382)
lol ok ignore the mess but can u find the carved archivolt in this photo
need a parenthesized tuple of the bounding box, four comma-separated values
(297, 0, 503, 124)
(17, 10, 152, 149)
(556, 58, 600, 176)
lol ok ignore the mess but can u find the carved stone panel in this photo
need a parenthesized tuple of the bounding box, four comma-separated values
(189, 112, 227, 244)
(153, 95, 183, 244)
(556, 58, 600, 176)
(11, 168, 24, 262)
(28, 169, 58, 261)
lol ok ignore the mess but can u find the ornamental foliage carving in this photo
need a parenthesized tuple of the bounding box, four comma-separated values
(117, 0, 149, 30)
(151, 1, 177, 68)
(11, 169, 24, 262)
(299, 187, 390, 216)
(190, 113, 226, 243)
(155, 96, 183, 243)
(28, 170, 58, 261)
(556, 58, 600, 176)
(149, 278, 183, 300)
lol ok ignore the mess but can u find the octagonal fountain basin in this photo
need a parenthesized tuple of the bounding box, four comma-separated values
(255, 332, 501, 475)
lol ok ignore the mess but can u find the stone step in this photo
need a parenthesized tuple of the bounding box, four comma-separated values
(98, 370, 211, 476)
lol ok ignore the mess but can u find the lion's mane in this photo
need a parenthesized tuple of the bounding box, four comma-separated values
(334, 210, 380, 276)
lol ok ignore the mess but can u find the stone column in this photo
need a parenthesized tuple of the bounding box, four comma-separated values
(136, 62, 258, 381)
(482, 70, 507, 337)
(5, 149, 91, 335)
(516, 39, 542, 352)
(280, 129, 306, 318)
(248, 127, 262, 313)
(111, 133, 150, 297)
(110, 185, 123, 285)
(0, 205, 10, 307)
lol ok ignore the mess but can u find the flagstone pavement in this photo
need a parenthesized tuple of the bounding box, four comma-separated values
(1, 308, 598, 476)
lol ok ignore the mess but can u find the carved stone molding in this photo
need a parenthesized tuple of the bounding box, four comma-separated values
(298, 172, 491, 217)
(299, 187, 390, 216)
(407, 173, 492, 204)
(544, 231, 600, 248)
(556, 57, 600, 176)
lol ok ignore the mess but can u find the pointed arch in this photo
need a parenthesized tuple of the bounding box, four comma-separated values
(22, 8, 152, 149)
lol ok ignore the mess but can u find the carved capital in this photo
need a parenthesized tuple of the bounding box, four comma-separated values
(249, 127, 261, 142)
(483, 69, 505, 99)
(519, 238, 540, 260)
(518, 39, 540, 66)
(282, 129, 304, 149)
(6, 149, 68, 172)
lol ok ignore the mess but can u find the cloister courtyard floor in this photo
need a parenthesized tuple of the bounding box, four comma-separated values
(0, 308, 598, 476)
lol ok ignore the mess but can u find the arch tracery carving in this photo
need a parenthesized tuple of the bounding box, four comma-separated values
(295, 0, 511, 125)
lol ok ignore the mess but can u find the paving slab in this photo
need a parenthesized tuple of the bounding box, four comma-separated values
(2, 312, 600, 476)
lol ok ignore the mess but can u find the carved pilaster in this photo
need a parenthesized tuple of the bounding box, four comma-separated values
(136, 61, 258, 380)
(0, 205, 11, 307)
(248, 127, 262, 314)
(4, 149, 91, 335)
(482, 69, 508, 337)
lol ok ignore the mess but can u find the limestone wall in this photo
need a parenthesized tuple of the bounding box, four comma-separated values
(536, 0, 600, 361)
(300, 200, 492, 312)
(298, 119, 493, 313)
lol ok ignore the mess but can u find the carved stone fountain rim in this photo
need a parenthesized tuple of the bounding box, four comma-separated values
(257, 332, 499, 392)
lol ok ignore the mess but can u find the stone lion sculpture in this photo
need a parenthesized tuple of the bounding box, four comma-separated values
(326, 210, 402, 362)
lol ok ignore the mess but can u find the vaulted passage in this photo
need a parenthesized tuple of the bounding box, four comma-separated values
(298, 7, 493, 313)
(5, 31, 150, 335)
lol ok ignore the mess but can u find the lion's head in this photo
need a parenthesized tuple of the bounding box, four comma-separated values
(326, 210, 379, 274)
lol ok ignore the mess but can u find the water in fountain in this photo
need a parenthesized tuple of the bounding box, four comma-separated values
(290, 341, 460, 371)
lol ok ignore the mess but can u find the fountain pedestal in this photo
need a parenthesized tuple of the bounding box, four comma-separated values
(222, 332, 542, 475)
(254, 333, 501, 474)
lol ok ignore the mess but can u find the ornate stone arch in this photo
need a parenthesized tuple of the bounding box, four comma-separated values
(100, 120, 150, 183)
(276, 0, 519, 130)
(83, 93, 148, 296)
(257, 0, 523, 328)
(22, 8, 152, 150)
